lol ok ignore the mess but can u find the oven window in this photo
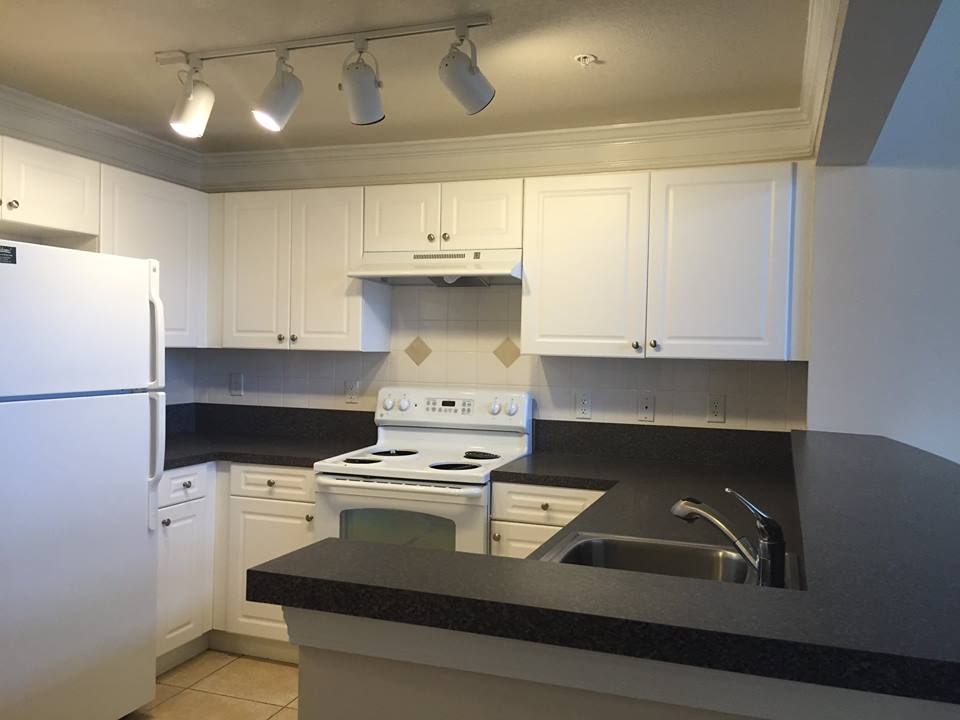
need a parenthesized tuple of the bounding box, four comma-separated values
(339, 509, 456, 551)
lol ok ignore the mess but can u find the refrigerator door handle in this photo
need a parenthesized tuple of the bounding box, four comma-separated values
(147, 391, 166, 531)
(147, 260, 165, 390)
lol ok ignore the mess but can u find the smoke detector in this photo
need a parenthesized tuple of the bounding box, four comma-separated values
(574, 53, 599, 68)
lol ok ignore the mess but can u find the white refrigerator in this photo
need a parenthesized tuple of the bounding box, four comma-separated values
(0, 240, 166, 720)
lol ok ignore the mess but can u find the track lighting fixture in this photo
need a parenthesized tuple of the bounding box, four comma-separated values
(438, 27, 495, 115)
(168, 63, 215, 139)
(338, 39, 385, 125)
(251, 51, 303, 132)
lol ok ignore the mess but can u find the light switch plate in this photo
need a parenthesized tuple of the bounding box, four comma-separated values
(344, 379, 360, 405)
(228, 373, 244, 396)
(575, 390, 592, 419)
(638, 391, 655, 422)
(707, 394, 726, 423)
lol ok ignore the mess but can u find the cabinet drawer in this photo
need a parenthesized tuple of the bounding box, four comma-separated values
(159, 463, 210, 508)
(490, 520, 559, 559)
(230, 464, 315, 502)
(491, 483, 604, 526)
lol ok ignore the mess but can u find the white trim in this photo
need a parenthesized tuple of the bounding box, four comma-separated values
(0, 1, 846, 192)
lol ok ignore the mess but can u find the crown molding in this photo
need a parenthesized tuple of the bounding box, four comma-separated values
(0, 0, 845, 193)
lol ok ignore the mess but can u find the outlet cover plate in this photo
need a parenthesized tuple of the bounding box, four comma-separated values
(707, 394, 726, 423)
(229, 373, 244, 396)
(638, 391, 655, 422)
(575, 390, 592, 419)
(344, 379, 360, 405)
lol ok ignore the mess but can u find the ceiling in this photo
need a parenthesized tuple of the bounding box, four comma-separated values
(0, 0, 809, 153)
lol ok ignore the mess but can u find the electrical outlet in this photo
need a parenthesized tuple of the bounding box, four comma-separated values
(638, 391, 655, 422)
(344, 379, 360, 405)
(575, 391, 592, 419)
(228, 373, 244, 396)
(707, 394, 726, 423)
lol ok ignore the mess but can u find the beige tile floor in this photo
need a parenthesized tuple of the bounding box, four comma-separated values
(125, 651, 298, 720)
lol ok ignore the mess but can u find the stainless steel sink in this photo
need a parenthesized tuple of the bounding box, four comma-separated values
(540, 532, 801, 588)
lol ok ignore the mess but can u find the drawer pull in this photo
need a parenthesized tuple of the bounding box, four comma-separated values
(540, 502, 550, 511)
(161, 518, 171, 527)
(181, 480, 193, 489)
(492, 532, 501, 542)
(266, 479, 276, 487)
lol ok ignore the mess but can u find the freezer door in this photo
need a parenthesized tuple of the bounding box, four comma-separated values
(0, 239, 164, 398)
(0, 393, 157, 720)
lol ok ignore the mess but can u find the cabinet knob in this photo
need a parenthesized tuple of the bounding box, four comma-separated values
(7, 200, 19, 210)
(266, 479, 276, 487)
(290, 334, 298, 343)
(277, 334, 285, 344)
(540, 502, 550, 511)
(161, 518, 171, 527)
(492, 532, 501, 542)
(427, 233, 436, 242)
(631, 341, 640, 350)
(305, 514, 314, 522)
(441, 232, 451, 241)
(649, 339, 659, 349)
(181, 480, 192, 489)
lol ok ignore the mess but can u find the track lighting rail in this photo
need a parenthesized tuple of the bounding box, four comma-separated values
(155, 15, 492, 67)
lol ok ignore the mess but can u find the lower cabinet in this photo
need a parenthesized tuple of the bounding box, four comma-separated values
(225, 495, 316, 641)
(490, 520, 560, 559)
(156, 495, 214, 656)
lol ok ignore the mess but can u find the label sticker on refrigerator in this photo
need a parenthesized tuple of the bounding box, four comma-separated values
(0, 245, 16, 264)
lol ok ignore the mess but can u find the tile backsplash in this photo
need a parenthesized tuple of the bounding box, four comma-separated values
(168, 286, 807, 432)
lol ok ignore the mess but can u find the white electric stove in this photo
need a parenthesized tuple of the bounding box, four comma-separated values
(313, 386, 533, 553)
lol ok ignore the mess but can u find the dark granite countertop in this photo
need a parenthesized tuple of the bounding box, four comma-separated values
(165, 432, 362, 470)
(248, 431, 960, 704)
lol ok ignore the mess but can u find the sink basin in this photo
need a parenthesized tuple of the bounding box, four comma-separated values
(540, 532, 802, 588)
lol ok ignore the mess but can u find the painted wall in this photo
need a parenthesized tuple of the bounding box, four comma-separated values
(808, 166, 960, 462)
(167, 285, 807, 432)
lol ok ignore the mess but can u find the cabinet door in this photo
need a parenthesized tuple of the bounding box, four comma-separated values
(222, 191, 292, 349)
(521, 173, 650, 357)
(226, 496, 316, 641)
(490, 520, 559, 559)
(363, 183, 440, 252)
(290, 187, 365, 350)
(156, 497, 213, 656)
(647, 163, 793, 360)
(100, 166, 208, 348)
(440, 179, 522, 250)
(1, 136, 100, 234)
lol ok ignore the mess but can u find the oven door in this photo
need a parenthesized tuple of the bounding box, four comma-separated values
(315, 475, 489, 554)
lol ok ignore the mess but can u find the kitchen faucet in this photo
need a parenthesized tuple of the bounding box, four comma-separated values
(670, 488, 786, 588)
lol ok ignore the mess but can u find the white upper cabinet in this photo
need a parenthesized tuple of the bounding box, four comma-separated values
(363, 179, 522, 253)
(646, 162, 793, 360)
(100, 166, 209, 348)
(439, 179, 523, 250)
(363, 183, 440, 252)
(1, 136, 100, 235)
(222, 191, 292, 349)
(521, 173, 651, 357)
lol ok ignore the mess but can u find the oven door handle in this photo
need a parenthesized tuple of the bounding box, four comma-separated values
(318, 476, 484, 498)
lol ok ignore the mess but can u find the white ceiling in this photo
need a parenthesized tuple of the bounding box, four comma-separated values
(0, 0, 809, 153)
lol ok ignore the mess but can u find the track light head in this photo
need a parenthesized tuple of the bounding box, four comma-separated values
(169, 64, 215, 139)
(438, 31, 494, 115)
(339, 40, 385, 125)
(252, 51, 303, 132)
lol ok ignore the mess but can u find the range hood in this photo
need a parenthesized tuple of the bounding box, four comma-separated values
(348, 247, 521, 286)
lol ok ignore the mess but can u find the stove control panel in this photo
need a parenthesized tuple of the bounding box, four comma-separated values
(376, 386, 532, 432)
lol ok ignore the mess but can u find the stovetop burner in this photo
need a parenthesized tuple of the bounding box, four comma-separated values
(429, 462, 481, 471)
(371, 449, 419, 457)
(464, 451, 500, 460)
(343, 458, 382, 464)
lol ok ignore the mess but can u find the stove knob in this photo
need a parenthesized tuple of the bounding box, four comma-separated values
(506, 401, 519, 417)
(489, 401, 502, 416)
(382, 397, 395, 411)
(398, 398, 411, 412)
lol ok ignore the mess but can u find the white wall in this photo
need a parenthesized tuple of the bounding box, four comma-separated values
(808, 166, 960, 462)
(177, 285, 807, 431)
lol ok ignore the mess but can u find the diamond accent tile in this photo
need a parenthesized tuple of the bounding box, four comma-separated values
(405, 336, 432, 366)
(493, 337, 521, 368)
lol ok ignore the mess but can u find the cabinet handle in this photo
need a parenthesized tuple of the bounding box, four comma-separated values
(427, 233, 436, 242)
(277, 334, 286, 344)
(181, 480, 192, 489)
(441, 232, 451, 241)
(631, 341, 640, 350)
(540, 502, 550, 511)
(266, 479, 276, 487)
(290, 334, 298, 343)
(161, 518, 171, 527)
(7, 200, 19, 210)
(492, 532, 501, 542)
(305, 514, 314, 522)
(649, 339, 659, 349)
